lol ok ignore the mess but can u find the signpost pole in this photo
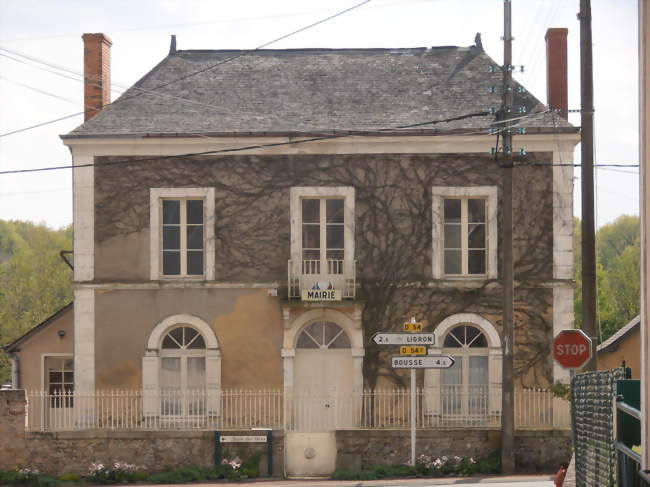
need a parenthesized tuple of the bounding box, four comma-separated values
(410, 367, 416, 467)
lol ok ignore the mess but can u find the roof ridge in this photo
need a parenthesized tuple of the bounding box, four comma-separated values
(172, 46, 470, 54)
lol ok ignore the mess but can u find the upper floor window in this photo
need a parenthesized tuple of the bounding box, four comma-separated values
(443, 198, 486, 275)
(432, 187, 497, 279)
(290, 186, 355, 272)
(150, 188, 215, 280)
(162, 199, 204, 276)
(301, 198, 345, 274)
(289, 187, 356, 299)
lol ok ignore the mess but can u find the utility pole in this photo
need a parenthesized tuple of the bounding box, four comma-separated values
(500, 0, 515, 475)
(579, 0, 597, 371)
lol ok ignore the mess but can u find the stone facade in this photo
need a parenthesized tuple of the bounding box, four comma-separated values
(0, 391, 283, 476)
(336, 428, 571, 473)
(89, 152, 558, 390)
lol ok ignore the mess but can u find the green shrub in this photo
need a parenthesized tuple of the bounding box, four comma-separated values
(474, 451, 500, 474)
(58, 473, 82, 483)
(331, 451, 501, 480)
(0, 469, 61, 487)
(148, 466, 204, 484)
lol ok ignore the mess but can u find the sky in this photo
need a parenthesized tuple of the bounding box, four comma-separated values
(0, 0, 640, 229)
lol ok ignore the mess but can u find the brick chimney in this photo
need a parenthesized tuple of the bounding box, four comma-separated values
(82, 33, 112, 121)
(545, 28, 568, 120)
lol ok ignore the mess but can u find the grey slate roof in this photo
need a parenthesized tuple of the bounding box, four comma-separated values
(597, 315, 640, 353)
(64, 46, 575, 138)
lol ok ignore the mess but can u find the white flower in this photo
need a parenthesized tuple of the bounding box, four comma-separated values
(89, 462, 105, 474)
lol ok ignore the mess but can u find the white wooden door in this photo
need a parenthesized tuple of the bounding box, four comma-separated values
(294, 348, 353, 431)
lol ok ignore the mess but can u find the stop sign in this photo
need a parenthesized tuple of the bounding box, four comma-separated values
(553, 329, 592, 369)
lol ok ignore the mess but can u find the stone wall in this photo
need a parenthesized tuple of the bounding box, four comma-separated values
(0, 391, 283, 476)
(336, 428, 572, 474)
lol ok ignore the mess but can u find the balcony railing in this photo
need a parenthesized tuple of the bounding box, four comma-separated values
(24, 387, 569, 432)
(288, 259, 356, 300)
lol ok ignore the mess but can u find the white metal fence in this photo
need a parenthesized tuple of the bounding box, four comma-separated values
(25, 387, 570, 432)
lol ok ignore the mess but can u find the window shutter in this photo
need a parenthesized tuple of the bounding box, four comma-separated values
(142, 355, 160, 416)
(424, 348, 442, 416)
(205, 349, 221, 416)
(488, 349, 502, 415)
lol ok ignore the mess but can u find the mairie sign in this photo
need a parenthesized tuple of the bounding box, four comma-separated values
(372, 332, 435, 345)
(301, 289, 342, 301)
(391, 355, 455, 369)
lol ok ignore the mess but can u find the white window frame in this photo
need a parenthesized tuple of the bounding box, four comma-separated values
(431, 186, 498, 279)
(142, 314, 221, 417)
(424, 313, 502, 418)
(290, 187, 355, 269)
(150, 188, 215, 280)
(41, 353, 74, 392)
(440, 325, 490, 417)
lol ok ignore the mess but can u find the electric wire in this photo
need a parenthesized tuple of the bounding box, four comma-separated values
(0, 110, 491, 175)
(0, 0, 373, 138)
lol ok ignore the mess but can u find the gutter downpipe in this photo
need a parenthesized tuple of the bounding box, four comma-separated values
(8, 350, 20, 389)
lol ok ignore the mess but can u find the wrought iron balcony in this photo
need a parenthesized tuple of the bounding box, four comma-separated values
(288, 259, 356, 300)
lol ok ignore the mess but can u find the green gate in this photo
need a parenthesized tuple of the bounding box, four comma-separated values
(572, 367, 629, 487)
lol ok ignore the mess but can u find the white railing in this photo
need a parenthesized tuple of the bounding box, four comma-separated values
(288, 259, 356, 299)
(25, 387, 570, 432)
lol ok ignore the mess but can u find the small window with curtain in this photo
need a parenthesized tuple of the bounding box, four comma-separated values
(45, 356, 74, 408)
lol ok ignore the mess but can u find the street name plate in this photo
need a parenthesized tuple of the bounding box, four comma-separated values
(220, 435, 267, 443)
(372, 332, 435, 345)
(400, 346, 426, 355)
(391, 355, 455, 369)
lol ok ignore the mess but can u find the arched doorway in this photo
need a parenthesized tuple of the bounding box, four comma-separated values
(293, 321, 353, 430)
(440, 324, 489, 418)
(281, 308, 364, 477)
(142, 314, 221, 418)
(159, 326, 208, 416)
(425, 313, 502, 424)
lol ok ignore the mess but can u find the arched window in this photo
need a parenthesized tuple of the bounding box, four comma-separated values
(296, 321, 351, 349)
(159, 326, 207, 416)
(441, 324, 489, 417)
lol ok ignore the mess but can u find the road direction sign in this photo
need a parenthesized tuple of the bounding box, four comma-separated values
(391, 355, 455, 369)
(372, 332, 435, 345)
(400, 346, 426, 355)
(553, 329, 592, 369)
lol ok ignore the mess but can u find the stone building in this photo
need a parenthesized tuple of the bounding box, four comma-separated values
(4, 29, 579, 475)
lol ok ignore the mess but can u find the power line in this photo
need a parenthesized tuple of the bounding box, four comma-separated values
(0, 75, 79, 104)
(0, 48, 232, 115)
(0, 110, 492, 175)
(0, 0, 373, 139)
(0, 0, 422, 43)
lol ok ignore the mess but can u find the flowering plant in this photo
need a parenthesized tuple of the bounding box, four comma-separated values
(412, 454, 481, 475)
(87, 461, 146, 484)
(221, 456, 242, 470)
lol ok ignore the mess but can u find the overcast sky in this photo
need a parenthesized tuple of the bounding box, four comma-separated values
(0, 0, 639, 229)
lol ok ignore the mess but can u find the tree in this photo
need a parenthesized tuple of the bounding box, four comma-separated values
(574, 215, 640, 341)
(0, 220, 73, 383)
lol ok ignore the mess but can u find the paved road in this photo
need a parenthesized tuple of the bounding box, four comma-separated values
(130, 476, 554, 487)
